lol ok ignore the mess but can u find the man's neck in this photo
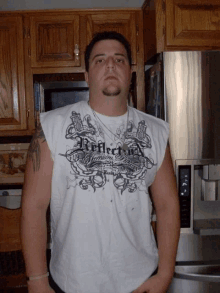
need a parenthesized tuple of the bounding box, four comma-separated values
(88, 96, 128, 117)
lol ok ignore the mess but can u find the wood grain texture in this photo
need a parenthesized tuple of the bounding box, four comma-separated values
(30, 14, 80, 68)
(142, 0, 166, 63)
(0, 207, 27, 289)
(166, 0, 220, 47)
(156, 0, 165, 52)
(0, 25, 15, 120)
(0, 274, 27, 290)
(136, 10, 145, 112)
(143, 0, 157, 62)
(0, 16, 26, 132)
(0, 130, 34, 137)
(23, 16, 35, 133)
(0, 208, 22, 252)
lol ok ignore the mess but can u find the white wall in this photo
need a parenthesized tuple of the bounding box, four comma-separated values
(0, 0, 144, 11)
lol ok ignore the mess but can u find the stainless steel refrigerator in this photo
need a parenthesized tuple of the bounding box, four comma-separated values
(145, 51, 220, 292)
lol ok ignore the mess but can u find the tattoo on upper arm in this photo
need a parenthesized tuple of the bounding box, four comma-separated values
(28, 123, 46, 172)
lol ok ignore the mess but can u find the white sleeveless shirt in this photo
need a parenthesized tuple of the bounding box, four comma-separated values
(40, 101, 169, 293)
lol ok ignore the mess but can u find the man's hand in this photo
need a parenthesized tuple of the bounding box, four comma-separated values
(132, 273, 172, 293)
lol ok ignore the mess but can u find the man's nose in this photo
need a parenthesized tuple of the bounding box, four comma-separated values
(106, 57, 115, 69)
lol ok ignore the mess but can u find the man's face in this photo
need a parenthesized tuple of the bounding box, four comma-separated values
(85, 39, 132, 98)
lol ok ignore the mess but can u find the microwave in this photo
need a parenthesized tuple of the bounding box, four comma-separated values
(34, 80, 90, 113)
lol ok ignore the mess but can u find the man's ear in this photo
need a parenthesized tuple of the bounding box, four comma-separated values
(84, 72, 89, 86)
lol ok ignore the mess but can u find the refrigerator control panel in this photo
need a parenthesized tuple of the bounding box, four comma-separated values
(178, 165, 191, 228)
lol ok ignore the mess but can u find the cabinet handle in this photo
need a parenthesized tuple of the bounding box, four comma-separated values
(74, 44, 79, 60)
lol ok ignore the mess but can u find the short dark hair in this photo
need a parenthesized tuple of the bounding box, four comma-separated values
(84, 31, 132, 72)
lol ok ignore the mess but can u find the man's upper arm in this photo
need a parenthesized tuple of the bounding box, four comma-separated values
(22, 123, 53, 211)
(150, 145, 179, 212)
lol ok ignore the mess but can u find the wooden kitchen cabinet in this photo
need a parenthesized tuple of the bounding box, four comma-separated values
(0, 16, 28, 133)
(30, 14, 81, 68)
(29, 11, 138, 69)
(86, 12, 137, 65)
(144, 0, 220, 62)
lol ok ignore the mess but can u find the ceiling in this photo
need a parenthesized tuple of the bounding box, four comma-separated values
(0, 0, 146, 11)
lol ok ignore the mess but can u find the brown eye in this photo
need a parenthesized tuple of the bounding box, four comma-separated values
(96, 59, 104, 64)
(116, 58, 124, 63)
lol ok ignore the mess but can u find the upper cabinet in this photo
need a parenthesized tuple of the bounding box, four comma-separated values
(166, 0, 220, 48)
(0, 16, 27, 132)
(143, 0, 220, 62)
(28, 11, 138, 70)
(86, 12, 137, 65)
(30, 14, 81, 68)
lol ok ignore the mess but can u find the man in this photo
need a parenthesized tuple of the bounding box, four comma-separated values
(21, 31, 180, 293)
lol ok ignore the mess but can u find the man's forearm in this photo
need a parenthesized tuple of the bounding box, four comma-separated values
(155, 200, 180, 281)
(21, 206, 49, 278)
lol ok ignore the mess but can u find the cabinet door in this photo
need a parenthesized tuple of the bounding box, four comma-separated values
(30, 14, 80, 68)
(0, 16, 27, 132)
(166, 0, 220, 48)
(86, 13, 137, 64)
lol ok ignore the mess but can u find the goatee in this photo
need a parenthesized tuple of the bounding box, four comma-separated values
(102, 88, 121, 96)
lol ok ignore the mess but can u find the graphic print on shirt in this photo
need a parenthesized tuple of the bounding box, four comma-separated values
(59, 111, 155, 194)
